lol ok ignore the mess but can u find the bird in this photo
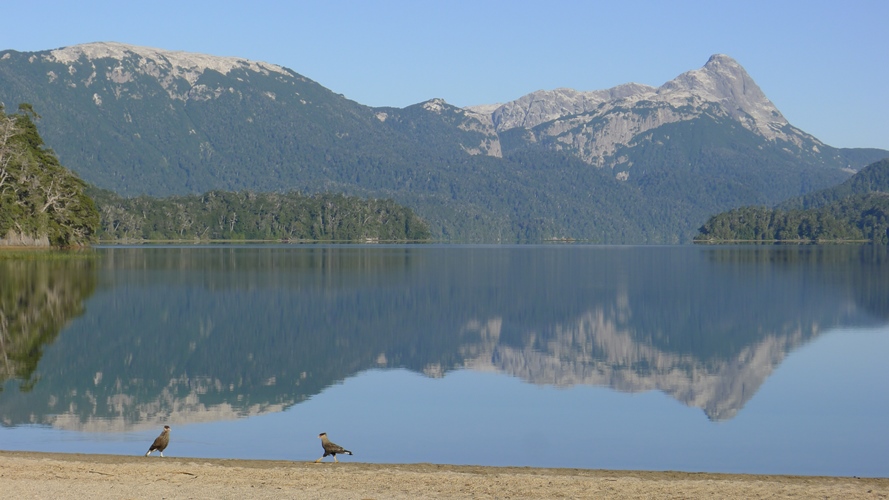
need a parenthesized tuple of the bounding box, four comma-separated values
(315, 432, 353, 463)
(145, 425, 171, 457)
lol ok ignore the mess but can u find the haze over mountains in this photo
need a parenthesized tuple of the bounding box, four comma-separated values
(0, 42, 886, 242)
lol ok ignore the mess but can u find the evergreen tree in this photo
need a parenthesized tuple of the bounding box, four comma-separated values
(0, 104, 99, 247)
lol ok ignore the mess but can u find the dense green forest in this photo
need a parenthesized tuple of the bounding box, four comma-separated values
(777, 158, 889, 210)
(0, 104, 99, 247)
(696, 159, 889, 243)
(2, 104, 430, 245)
(695, 193, 889, 243)
(89, 188, 431, 242)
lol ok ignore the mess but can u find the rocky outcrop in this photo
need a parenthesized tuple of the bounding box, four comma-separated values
(420, 98, 503, 157)
(481, 83, 656, 131)
(44, 42, 292, 101)
(465, 54, 826, 170)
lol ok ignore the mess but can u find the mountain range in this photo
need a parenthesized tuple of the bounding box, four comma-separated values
(1, 42, 886, 242)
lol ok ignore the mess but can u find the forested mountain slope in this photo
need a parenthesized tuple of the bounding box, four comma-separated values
(696, 159, 889, 243)
(1, 43, 886, 242)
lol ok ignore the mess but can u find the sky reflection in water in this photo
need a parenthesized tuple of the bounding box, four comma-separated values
(2, 325, 887, 477)
(0, 246, 887, 477)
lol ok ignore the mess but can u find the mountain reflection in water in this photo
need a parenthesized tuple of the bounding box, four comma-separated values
(0, 245, 886, 435)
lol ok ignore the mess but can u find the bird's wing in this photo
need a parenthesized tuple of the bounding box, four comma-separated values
(150, 432, 169, 449)
(324, 442, 347, 454)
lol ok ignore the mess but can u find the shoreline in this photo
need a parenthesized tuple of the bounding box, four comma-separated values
(1, 451, 886, 499)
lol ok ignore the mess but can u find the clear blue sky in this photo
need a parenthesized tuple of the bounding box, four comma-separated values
(2, 0, 887, 150)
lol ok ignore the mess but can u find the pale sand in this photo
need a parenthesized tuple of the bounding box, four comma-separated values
(1, 451, 886, 499)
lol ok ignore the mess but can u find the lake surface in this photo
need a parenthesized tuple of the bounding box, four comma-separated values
(1, 245, 887, 477)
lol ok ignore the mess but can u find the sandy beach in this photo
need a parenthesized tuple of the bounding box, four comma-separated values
(0, 451, 886, 499)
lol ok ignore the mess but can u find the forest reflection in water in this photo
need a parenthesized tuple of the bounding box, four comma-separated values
(0, 245, 887, 475)
(0, 252, 97, 392)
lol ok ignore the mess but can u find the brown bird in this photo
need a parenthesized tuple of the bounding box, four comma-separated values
(145, 425, 171, 457)
(315, 432, 353, 463)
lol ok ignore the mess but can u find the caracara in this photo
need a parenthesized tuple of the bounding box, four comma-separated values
(145, 425, 171, 457)
(315, 432, 353, 463)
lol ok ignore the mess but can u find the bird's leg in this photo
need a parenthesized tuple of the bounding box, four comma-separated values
(334, 455, 339, 463)
(160, 452, 164, 457)
(314, 457, 324, 463)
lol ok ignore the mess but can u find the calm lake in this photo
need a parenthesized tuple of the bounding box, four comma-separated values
(1, 245, 887, 477)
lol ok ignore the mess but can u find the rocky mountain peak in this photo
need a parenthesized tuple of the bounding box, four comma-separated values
(40, 42, 293, 102)
(465, 54, 809, 168)
(484, 54, 787, 135)
(46, 42, 290, 81)
(421, 98, 449, 113)
(657, 53, 787, 133)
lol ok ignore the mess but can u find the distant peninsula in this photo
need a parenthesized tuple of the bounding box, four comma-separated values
(696, 158, 889, 244)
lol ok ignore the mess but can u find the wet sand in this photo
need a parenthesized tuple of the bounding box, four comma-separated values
(1, 451, 886, 499)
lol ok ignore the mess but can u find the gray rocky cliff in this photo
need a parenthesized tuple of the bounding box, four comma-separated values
(465, 54, 825, 170)
(485, 83, 656, 131)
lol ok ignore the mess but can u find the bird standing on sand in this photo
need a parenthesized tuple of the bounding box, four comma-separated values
(315, 432, 353, 463)
(146, 425, 171, 457)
